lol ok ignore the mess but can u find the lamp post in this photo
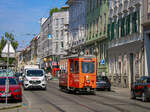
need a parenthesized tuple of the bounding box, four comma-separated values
(94, 42, 98, 76)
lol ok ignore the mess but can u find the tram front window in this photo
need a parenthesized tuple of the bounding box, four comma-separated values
(81, 62, 95, 73)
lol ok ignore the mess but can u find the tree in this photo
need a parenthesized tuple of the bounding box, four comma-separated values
(49, 8, 58, 16)
(0, 32, 18, 64)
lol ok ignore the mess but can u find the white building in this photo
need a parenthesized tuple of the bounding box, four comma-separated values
(108, 0, 143, 88)
(38, 7, 69, 63)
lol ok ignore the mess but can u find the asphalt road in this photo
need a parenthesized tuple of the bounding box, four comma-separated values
(1, 79, 150, 112)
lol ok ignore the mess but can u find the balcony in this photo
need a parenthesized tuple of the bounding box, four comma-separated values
(109, 33, 142, 49)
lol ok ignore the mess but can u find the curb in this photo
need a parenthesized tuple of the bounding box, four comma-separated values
(0, 103, 22, 110)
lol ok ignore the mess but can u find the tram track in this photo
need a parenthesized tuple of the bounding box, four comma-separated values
(48, 82, 150, 112)
(30, 91, 66, 112)
(95, 93, 150, 110)
(47, 84, 129, 112)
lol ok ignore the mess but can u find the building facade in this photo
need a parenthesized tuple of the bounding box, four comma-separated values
(66, 0, 86, 53)
(50, 8, 69, 59)
(85, 0, 109, 75)
(142, 0, 150, 76)
(108, 0, 143, 88)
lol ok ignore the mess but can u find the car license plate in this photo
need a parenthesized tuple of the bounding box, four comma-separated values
(1, 93, 11, 97)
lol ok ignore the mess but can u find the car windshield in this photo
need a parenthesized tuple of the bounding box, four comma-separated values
(0, 78, 17, 85)
(97, 76, 108, 81)
(0, 69, 14, 77)
(81, 62, 95, 73)
(27, 70, 44, 77)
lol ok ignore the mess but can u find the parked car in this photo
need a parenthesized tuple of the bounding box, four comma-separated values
(131, 76, 150, 102)
(0, 77, 22, 102)
(96, 76, 111, 91)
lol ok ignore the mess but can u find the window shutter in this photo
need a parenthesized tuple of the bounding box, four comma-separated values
(138, 10, 140, 32)
(107, 24, 111, 40)
(132, 13, 135, 33)
(117, 20, 120, 38)
(127, 15, 130, 35)
(135, 11, 137, 33)
(111, 22, 114, 40)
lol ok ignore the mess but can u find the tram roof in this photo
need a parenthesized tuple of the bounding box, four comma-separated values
(61, 54, 96, 59)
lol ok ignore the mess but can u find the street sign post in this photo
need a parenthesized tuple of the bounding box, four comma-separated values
(1, 41, 15, 104)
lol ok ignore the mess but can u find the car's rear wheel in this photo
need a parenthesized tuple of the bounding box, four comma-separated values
(142, 92, 147, 102)
(130, 91, 136, 99)
(107, 88, 111, 91)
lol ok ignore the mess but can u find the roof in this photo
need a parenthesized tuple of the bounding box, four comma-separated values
(61, 54, 96, 59)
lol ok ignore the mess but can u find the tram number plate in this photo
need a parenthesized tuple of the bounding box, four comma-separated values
(87, 87, 90, 92)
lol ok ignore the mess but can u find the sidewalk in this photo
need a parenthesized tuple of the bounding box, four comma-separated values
(0, 103, 22, 110)
(111, 86, 130, 97)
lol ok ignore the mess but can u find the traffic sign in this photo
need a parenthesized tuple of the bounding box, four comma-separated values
(100, 59, 105, 65)
(1, 42, 15, 57)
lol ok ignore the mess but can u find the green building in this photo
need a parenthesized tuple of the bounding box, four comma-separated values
(85, 0, 109, 75)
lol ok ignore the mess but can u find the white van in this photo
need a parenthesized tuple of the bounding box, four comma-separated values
(23, 69, 47, 90)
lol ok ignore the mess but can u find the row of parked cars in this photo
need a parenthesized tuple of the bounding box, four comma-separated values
(96, 75, 150, 102)
(0, 67, 49, 102)
(0, 69, 22, 102)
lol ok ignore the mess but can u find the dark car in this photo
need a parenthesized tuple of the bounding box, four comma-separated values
(0, 77, 22, 102)
(131, 76, 150, 102)
(96, 76, 111, 91)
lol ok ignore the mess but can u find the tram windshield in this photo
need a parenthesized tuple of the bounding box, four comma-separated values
(81, 62, 95, 73)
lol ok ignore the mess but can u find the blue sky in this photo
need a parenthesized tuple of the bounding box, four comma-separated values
(0, 0, 66, 50)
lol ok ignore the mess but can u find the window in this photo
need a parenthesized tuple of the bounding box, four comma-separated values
(56, 30, 59, 39)
(27, 70, 44, 77)
(56, 42, 58, 52)
(126, 15, 130, 35)
(61, 30, 64, 37)
(121, 18, 125, 37)
(61, 18, 64, 25)
(61, 42, 64, 48)
(56, 19, 59, 27)
(107, 24, 111, 40)
(111, 22, 114, 40)
(96, 0, 99, 8)
(70, 60, 73, 73)
(0, 78, 17, 85)
(132, 12, 137, 33)
(75, 61, 79, 73)
(100, 16, 102, 33)
(82, 62, 95, 73)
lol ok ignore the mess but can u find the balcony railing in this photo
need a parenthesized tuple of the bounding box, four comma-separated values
(109, 33, 142, 48)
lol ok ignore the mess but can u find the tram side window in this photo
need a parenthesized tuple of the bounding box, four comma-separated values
(70, 61, 74, 73)
(75, 61, 79, 73)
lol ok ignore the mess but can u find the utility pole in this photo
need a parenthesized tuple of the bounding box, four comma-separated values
(6, 40, 10, 104)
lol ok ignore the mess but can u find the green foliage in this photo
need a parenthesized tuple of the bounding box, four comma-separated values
(0, 32, 18, 64)
(49, 8, 58, 16)
(49, 7, 68, 16)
